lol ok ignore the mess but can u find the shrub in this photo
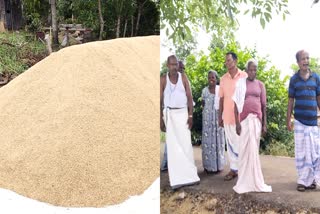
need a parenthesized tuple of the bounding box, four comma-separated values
(184, 41, 294, 153)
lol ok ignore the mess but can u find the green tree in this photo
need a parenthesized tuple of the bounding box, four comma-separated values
(161, 0, 290, 45)
(62, 0, 159, 39)
(135, 0, 147, 36)
(71, 0, 101, 37)
(290, 57, 320, 75)
(135, 0, 160, 36)
(98, 0, 105, 40)
(160, 60, 168, 76)
(22, 0, 159, 41)
(174, 35, 197, 61)
(184, 41, 293, 151)
(56, 0, 73, 22)
(50, 0, 59, 45)
(121, 0, 136, 37)
(112, 0, 139, 38)
(22, 0, 50, 31)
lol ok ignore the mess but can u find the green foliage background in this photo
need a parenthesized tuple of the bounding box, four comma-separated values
(162, 41, 297, 156)
(0, 32, 47, 75)
(160, 0, 289, 45)
(22, 0, 160, 40)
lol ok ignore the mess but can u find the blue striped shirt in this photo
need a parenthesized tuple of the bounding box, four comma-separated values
(288, 71, 320, 126)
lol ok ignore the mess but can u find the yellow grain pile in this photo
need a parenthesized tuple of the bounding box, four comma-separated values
(0, 36, 160, 207)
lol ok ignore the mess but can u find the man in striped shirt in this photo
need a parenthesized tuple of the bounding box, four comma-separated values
(287, 50, 320, 192)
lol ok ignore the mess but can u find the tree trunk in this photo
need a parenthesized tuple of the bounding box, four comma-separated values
(10, 0, 13, 31)
(47, 10, 51, 26)
(50, 0, 59, 45)
(123, 18, 127, 37)
(116, 16, 121, 38)
(0, 0, 5, 32)
(135, 0, 148, 36)
(131, 15, 134, 37)
(45, 34, 52, 55)
(9, 0, 23, 31)
(98, 0, 104, 40)
(135, 5, 142, 36)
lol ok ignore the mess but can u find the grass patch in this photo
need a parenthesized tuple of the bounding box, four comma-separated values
(264, 139, 294, 157)
(0, 31, 47, 75)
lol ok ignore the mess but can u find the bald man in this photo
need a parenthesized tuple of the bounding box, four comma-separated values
(161, 59, 194, 171)
(160, 55, 200, 189)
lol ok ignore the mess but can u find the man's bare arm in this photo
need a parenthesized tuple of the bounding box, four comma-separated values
(234, 103, 241, 135)
(286, 98, 294, 131)
(182, 73, 193, 116)
(160, 75, 166, 132)
(219, 97, 224, 127)
(317, 96, 320, 111)
(182, 73, 193, 129)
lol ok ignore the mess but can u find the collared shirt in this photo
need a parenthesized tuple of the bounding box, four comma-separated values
(288, 70, 320, 126)
(219, 68, 248, 125)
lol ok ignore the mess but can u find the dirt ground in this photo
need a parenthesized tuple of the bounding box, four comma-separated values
(161, 189, 320, 214)
(160, 143, 320, 214)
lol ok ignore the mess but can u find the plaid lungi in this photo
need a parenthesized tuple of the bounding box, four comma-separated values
(294, 119, 320, 186)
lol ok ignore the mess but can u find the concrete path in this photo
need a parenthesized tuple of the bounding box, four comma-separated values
(160, 142, 320, 210)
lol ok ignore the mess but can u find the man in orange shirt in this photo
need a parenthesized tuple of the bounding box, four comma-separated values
(219, 52, 248, 181)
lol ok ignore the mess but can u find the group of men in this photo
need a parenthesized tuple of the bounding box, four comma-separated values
(160, 50, 320, 192)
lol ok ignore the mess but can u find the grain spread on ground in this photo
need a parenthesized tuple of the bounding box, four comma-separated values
(0, 36, 160, 207)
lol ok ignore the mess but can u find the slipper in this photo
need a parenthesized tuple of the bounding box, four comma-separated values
(224, 171, 238, 181)
(297, 184, 306, 192)
(204, 169, 218, 174)
(160, 167, 168, 172)
(306, 182, 316, 190)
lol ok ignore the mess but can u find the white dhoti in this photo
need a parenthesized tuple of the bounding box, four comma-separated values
(224, 124, 240, 171)
(294, 120, 320, 187)
(163, 108, 200, 189)
(226, 76, 247, 172)
(233, 114, 272, 193)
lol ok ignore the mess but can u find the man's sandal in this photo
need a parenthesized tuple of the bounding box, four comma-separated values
(306, 182, 316, 190)
(297, 184, 306, 192)
(224, 171, 238, 181)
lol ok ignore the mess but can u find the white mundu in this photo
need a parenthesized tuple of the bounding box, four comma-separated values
(163, 107, 200, 188)
(163, 72, 200, 188)
(164, 72, 187, 108)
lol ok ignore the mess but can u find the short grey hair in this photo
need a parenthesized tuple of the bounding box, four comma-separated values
(245, 59, 258, 71)
(296, 50, 308, 62)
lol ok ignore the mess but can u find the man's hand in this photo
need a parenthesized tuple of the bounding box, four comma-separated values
(236, 123, 241, 136)
(187, 117, 193, 129)
(287, 98, 294, 132)
(219, 118, 224, 128)
(262, 125, 267, 137)
(287, 121, 293, 131)
(160, 118, 166, 132)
